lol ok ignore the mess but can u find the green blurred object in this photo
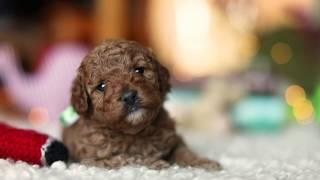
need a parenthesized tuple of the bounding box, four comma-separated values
(312, 85, 320, 123)
(60, 106, 79, 127)
(231, 96, 288, 131)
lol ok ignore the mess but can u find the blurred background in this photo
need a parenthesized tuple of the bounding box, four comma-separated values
(0, 0, 319, 138)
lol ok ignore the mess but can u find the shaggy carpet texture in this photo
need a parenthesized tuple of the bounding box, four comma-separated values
(0, 125, 319, 180)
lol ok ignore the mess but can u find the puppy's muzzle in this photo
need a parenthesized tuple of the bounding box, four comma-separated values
(121, 90, 139, 112)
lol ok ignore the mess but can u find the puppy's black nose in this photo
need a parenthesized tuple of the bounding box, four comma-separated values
(121, 90, 138, 106)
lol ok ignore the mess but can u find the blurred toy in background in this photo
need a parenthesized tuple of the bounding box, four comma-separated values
(0, 0, 92, 137)
(165, 77, 245, 136)
(231, 69, 289, 132)
(0, 44, 87, 137)
(232, 95, 287, 131)
(166, 64, 291, 134)
(0, 123, 68, 166)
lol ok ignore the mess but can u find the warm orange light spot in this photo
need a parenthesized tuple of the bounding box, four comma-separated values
(293, 99, 314, 124)
(271, 42, 292, 64)
(285, 85, 306, 106)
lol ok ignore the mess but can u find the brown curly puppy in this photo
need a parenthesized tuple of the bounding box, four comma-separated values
(63, 40, 221, 170)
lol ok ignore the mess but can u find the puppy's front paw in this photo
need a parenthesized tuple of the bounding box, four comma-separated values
(81, 158, 107, 168)
(149, 160, 170, 170)
(193, 158, 222, 171)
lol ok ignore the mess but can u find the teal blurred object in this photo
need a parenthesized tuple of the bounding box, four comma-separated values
(167, 88, 201, 104)
(231, 96, 288, 131)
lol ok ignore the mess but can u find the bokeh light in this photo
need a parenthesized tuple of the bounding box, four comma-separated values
(285, 85, 306, 106)
(293, 99, 314, 123)
(148, 0, 258, 78)
(285, 85, 314, 123)
(271, 42, 293, 64)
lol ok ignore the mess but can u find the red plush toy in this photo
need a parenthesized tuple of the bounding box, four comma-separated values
(0, 123, 69, 166)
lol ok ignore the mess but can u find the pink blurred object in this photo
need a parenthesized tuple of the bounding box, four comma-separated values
(0, 43, 88, 136)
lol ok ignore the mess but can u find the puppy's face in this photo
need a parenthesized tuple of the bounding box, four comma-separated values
(71, 40, 170, 134)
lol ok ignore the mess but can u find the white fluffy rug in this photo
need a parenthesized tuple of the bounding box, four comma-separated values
(1, 125, 320, 180)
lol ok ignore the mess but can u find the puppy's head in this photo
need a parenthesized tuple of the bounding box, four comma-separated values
(71, 40, 170, 134)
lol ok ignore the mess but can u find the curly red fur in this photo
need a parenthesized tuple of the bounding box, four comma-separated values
(63, 40, 221, 170)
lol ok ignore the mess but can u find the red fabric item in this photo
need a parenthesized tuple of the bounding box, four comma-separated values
(0, 123, 48, 165)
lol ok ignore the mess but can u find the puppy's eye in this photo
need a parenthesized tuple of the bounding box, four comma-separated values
(96, 82, 106, 92)
(134, 67, 145, 74)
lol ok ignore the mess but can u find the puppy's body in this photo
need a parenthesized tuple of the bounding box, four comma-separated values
(64, 109, 179, 168)
(63, 40, 221, 170)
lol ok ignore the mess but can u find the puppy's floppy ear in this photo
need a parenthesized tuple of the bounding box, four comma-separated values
(71, 71, 90, 115)
(148, 47, 171, 96)
(157, 63, 171, 96)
